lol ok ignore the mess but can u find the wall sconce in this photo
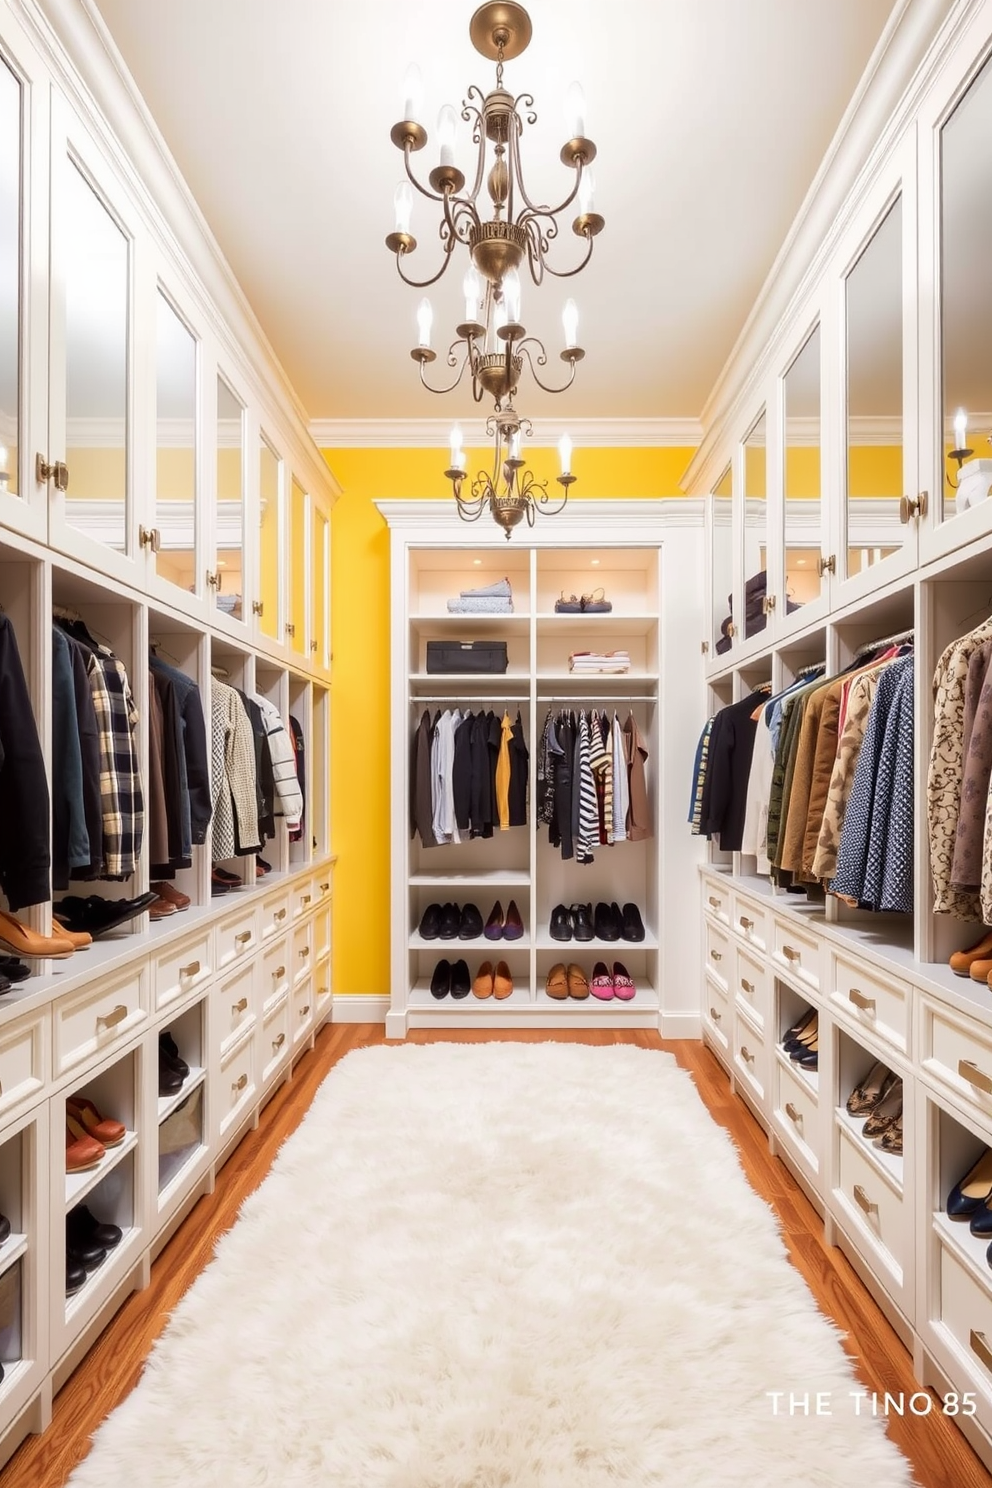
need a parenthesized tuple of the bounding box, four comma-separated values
(947, 408, 973, 488)
(948, 409, 992, 511)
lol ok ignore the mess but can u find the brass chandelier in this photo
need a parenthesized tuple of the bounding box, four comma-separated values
(386, 1, 602, 534)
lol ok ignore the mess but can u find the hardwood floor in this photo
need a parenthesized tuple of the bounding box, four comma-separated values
(4, 1023, 990, 1487)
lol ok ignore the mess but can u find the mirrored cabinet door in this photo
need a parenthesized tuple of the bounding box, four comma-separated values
(710, 464, 734, 658)
(0, 58, 20, 513)
(845, 195, 906, 580)
(289, 475, 308, 655)
(938, 47, 992, 531)
(214, 374, 245, 621)
(257, 433, 282, 643)
(311, 498, 330, 671)
(154, 290, 197, 595)
(783, 324, 823, 614)
(742, 409, 768, 640)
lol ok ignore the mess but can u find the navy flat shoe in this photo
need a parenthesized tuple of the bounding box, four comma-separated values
(947, 1149, 992, 1219)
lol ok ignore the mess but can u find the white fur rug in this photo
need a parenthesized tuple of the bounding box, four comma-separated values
(69, 1044, 914, 1487)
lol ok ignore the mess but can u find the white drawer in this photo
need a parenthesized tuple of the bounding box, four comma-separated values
(313, 907, 331, 963)
(260, 888, 290, 942)
(922, 998, 992, 1120)
(259, 935, 290, 1012)
(313, 959, 332, 1023)
(292, 922, 313, 984)
(735, 946, 768, 1034)
(260, 995, 291, 1085)
(218, 1031, 256, 1140)
(217, 963, 256, 1056)
(702, 971, 730, 1058)
(292, 878, 315, 921)
(55, 968, 147, 1078)
(154, 928, 212, 1013)
(831, 953, 908, 1055)
(293, 976, 314, 1043)
(732, 1007, 766, 1107)
(772, 918, 820, 990)
(216, 903, 258, 972)
(702, 879, 731, 927)
(936, 1240, 992, 1403)
(733, 895, 768, 953)
(0, 1011, 47, 1119)
(836, 1126, 905, 1286)
(705, 922, 731, 990)
(774, 1055, 820, 1177)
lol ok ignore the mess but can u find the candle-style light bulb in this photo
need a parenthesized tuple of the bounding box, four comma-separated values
(393, 181, 413, 234)
(509, 429, 521, 461)
(503, 267, 521, 323)
(463, 266, 481, 322)
(562, 298, 579, 349)
(437, 104, 457, 167)
(449, 424, 465, 470)
(578, 168, 596, 215)
(402, 63, 423, 123)
(955, 407, 968, 450)
(416, 298, 433, 349)
(564, 80, 586, 138)
(558, 432, 573, 476)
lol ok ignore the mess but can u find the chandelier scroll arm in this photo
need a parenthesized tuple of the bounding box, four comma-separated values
(416, 341, 473, 395)
(537, 230, 596, 280)
(394, 235, 459, 290)
(516, 339, 578, 396)
(401, 143, 448, 205)
(462, 90, 489, 200)
(509, 112, 584, 222)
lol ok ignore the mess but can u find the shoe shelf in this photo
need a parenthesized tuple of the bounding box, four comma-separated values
(409, 870, 531, 887)
(157, 1068, 206, 1124)
(64, 1129, 138, 1211)
(773, 1046, 819, 1096)
(409, 614, 532, 633)
(407, 981, 659, 1013)
(535, 925, 658, 951)
(408, 932, 532, 951)
(63, 1225, 141, 1324)
(535, 673, 660, 693)
(834, 1105, 904, 1191)
(933, 1207, 992, 1291)
(534, 984, 659, 1012)
(0, 1235, 28, 1284)
(534, 613, 659, 634)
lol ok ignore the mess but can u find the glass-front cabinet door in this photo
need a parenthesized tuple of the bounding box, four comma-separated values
(742, 409, 768, 641)
(257, 433, 282, 643)
(782, 322, 824, 617)
(710, 464, 734, 659)
(153, 289, 198, 596)
(213, 374, 245, 622)
(48, 102, 137, 583)
(288, 475, 308, 656)
(311, 497, 330, 671)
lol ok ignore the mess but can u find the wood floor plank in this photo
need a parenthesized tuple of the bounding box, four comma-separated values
(2, 1024, 988, 1487)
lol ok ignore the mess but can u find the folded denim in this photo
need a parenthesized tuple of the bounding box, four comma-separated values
(459, 577, 512, 598)
(446, 597, 514, 613)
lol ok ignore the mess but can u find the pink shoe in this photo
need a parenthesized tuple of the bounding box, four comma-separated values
(590, 961, 614, 1000)
(612, 961, 636, 1001)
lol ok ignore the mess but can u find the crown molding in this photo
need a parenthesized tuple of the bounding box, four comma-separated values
(311, 418, 701, 450)
(374, 497, 704, 537)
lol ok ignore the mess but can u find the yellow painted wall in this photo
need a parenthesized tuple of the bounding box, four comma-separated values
(325, 444, 694, 998)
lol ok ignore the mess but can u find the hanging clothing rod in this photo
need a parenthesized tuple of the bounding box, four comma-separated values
(854, 626, 914, 657)
(410, 696, 530, 705)
(539, 696, 653, 705)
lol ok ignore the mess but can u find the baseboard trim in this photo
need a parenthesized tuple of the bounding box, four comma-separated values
(332, 994, 389, 1023)
(660, 1010, 702, 1040)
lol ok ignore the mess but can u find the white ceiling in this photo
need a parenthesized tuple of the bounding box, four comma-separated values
(90, 0, 899, 426)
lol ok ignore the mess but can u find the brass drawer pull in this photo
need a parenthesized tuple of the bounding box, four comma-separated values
(739, 916, 754, 932)
(180, 960, 201, 978)
(274, 965, 286, 979)
(300, 1003, 311, 1017)
(971, 1329, 992, 1373)
(232, 1073, 248, 1093)
(318, 986, 329, 996)
(232, 997, 248, 1014)
(299, 946, 310, 958)
(854, 1183, 877, 1216)
(301, 894, 312, 908)
(274, 908, 287, 922)
(782, 945, 800, 963)
(96, 1004, 128, 1031)
(849, 988, 875, 1013)
(708, 895, 721, 909)
(272, 1033, 286, 1051)
(235, 930, 252, 946)
(709, 1006, 722, 1023)
(739, 1045, 754, 1064)
(710, 949, 723, 963)
(959, 1059, 992, 1096)
(785, 1101, 802, 1128)
(740, 978, 754, 996)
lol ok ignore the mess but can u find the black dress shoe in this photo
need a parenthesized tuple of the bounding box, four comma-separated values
(570, 904, 594, 941)
(549, 905, 572, 941)
(159, 1058, 184, 1096)
(418, 903, 442, 940)
(160, 1032, 190, 1077)
(66, 1257, 87, 1295)
(0, 957, 30, 982)
(459, 903, 483, 940)
(0, 974, 9, 995)
(430, 959, 451, 999)
(0, 1213, 10, 1246)
(55, 892, 160, 937)
(594, 902, 621, 941)
(66, 1236, 106, 1271)
(438, 903, 461, 940)
(621, 903, 645, 941)
(449, 959, 471, 999)
(68, 1203, 122, 1251)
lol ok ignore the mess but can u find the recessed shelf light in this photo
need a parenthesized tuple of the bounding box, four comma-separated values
(591, 559, 600, 566)
(473, 558, 482, 565)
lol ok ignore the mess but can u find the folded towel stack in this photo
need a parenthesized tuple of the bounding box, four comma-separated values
(446, 575, 514, 614)
(568, 650, 631, 674)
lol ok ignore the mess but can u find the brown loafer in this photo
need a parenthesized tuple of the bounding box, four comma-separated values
(65, 1122, 105, 1172)
(970, 957, 992, 982)
(546, 962, 568, 1000)
(66, 1096, 125, 1148)
(0, 910, 75, 960)
(567, 963, 589, 999)
(493, 960, 513, 999)
(151, 881, 191, 911)
(148, 897, 178, 921)
(472, 960, 494, 999)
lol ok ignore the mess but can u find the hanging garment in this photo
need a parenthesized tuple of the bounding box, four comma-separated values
(288, 715, 306, 844)
(411, 708, 437, 848)
(149, 653, 212, 866)
(146, 673, 170, 869)
(211, 679, 261, 861)
(687, 717, 715, 836)
(624, 711, 652, 843)
(812, 666, 885, 882)
(51, 626, 90, 889)
(740, 705, 774, 875)
(551, 711, 574, 860)
(452, 709, 475, 835)
(431, 708, 462, 845)
(507, 710, 529, 828)
(611, 712, 629, 844)
(68, 629, 144, 881)
(574, 710, 598, 863)
(0, 614, 50, 911)
(697, 692, 764, 851)
(927, 618, 992, 920)
(536, 709, 558, 828)
(951, 649, 992, 892)
(252, 694, 303, 830)
(495, 710, 513, 830)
